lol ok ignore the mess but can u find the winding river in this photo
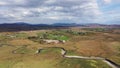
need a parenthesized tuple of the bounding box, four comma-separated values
(37, 47, 120, 68)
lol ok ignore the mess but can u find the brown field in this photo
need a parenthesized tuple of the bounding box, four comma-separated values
(0, 27, 120, 68)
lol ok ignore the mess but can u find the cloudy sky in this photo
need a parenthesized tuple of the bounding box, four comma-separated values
(0, 0, 120, 24)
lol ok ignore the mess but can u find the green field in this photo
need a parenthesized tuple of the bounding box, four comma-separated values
(0, 47, 112, 68)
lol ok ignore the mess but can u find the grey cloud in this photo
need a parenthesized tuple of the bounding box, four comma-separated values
(0, 0, 103, 23)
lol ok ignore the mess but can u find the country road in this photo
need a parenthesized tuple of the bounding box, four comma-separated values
(37, 47, 120, 68)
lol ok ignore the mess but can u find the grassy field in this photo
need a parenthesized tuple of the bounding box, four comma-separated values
(0, 28, 120, 68)
(0, 47, 112, 68)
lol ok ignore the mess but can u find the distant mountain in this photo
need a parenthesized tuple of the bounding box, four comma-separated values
(0, 22, 119, 32)
(82, 23, 120, 28)
(0, 22, 69, 32)
(52, 23, 77, 26)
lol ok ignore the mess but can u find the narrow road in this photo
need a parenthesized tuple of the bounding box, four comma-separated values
(103, 60, 120, 68)
(37, 47, 120, 68)
(61, 48, 120, 68)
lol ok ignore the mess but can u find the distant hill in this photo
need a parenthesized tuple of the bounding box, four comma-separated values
(82, 23, 120, 28)
(0, 22, 69, 32)
(0, 22, 119, 32)
(52, 23, 84, 26)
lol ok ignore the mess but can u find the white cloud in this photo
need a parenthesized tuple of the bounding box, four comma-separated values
(103, 0, 112, 4)
(0, 0, 117, 24)
(45, 0, 56, 4)
(0, 2, 7, 5)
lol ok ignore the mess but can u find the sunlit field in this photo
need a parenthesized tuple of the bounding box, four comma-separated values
(0, 27, 120, 68)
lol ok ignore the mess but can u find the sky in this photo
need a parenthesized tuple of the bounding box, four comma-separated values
(0, 0, 120, 24)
